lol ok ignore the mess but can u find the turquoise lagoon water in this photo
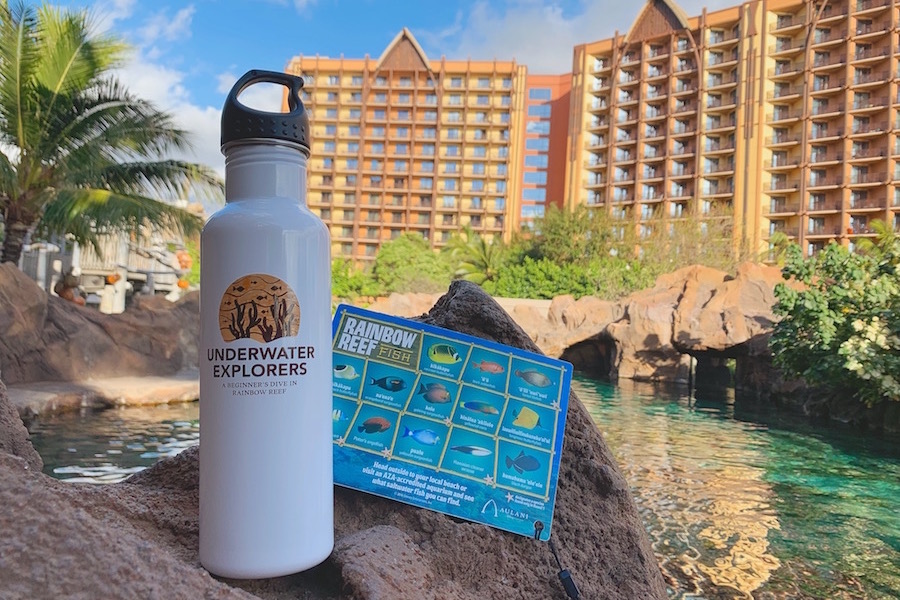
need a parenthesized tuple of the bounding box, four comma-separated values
(27, 379, 900, 598)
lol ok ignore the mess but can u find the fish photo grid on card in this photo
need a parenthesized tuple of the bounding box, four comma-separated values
(331, 304, 573, 541)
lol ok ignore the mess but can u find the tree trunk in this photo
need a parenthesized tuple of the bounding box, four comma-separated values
(1, 220, 30, 265)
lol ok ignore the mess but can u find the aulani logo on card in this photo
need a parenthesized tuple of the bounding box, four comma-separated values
(481, 499, 498, 517)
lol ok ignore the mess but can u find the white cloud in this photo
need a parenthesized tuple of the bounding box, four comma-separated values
(113, 51, 224, 177)
(89, 0, 136, 32)
(138, 5, 196, 45)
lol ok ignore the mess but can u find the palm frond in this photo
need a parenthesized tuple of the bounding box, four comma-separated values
(33, 4, 127, 143)
(36, 187, 203, 252)
(0, 1, 41, 152)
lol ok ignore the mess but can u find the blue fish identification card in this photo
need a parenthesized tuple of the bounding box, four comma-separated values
(331, 304, 573, 541)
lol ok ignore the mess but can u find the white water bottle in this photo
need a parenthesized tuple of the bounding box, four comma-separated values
(199, 70, 333, 578)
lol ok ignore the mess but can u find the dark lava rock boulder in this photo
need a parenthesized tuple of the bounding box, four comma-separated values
(0, 262, 199, 384)
(0, 281, 666, 599)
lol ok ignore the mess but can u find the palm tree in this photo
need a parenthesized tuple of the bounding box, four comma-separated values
(0, 1, 221, 265)
(443, 226, 505, 286)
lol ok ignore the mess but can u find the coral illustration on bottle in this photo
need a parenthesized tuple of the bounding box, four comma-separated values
(218, 273, 301, 343)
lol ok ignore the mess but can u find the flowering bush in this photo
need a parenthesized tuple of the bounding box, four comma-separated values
(771, 231, 900, 406)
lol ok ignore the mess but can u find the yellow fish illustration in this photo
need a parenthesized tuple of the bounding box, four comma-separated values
(512, 406, 543, 430)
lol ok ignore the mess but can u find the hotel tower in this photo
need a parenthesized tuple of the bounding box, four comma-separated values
(286, 29, 532, 263)
(567, 0, 900, 257)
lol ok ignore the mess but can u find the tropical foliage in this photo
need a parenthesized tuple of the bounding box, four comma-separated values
(370, 233, 453, 294)
(0, 1, 221, 265)
(771, 224, 900, 406)
(331, 203, 751, 302)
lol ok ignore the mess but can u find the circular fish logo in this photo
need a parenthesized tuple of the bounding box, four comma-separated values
(218, 273, 300, 343)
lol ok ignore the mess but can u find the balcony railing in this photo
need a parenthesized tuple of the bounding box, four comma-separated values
(849, 173, 885, 184)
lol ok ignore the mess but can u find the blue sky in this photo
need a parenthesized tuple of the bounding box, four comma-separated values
(54, 0, 730, 175)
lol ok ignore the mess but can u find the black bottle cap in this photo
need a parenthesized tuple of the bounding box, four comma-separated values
(220, 69, 310, 155)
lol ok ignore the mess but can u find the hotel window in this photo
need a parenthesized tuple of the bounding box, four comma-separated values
(471, 181, 484, 192)
(422, 144, 435, 156)
(345, 159, 357, 169)
(472, 163, 485, 175)
(447, 111, 462, 122)
(397, 110, 411, 120)
(447, 128, 461, 140)
(442, 179, 457, 191)
(351, 75, 363, 86)
(501, 77, 511, 89)
(302, 74, 314, 86)
(500, 114, 510, 124)
(527, 121, 550, 134)
(323, 141, 335, 152)
(446, 145, 460, 157)
(854, 68, 873, 85)
(476, 94, 489, 105)
(424, 110, 437, 121)
(522, 188, 546, 201)
(496, 164, 508, 176)
(444, 163, 458, 173)
(370, 175, 382, 186)
(349, 109, 361, 119)
(419, 178, 433, 190)
(395, 126, 410, 138)
(345, 175, 357, 186)
(374, 92, 387, 102)
(328, 75, 339, 85)
(393, 159, 408, 172)
(449, 94, 462, 106)
(373, 109, 386, 119)
(325, 108, 337, 118)
(348, 125, 360, 136)
(371, 126, 385, 136)
(369, 159, 382, 170)
(425, 94, 437, 104)
(421, 161, 434, 172)
(399, 76, 412, 87)
(321, 191, 333, 202)
(347, 142, 359, 152)
(325, 124, 336, 135)
(423, 127, 437, 139)
(526, 138, 549, 151)
(523, 172, 547, 184)
(497, 147, 508, 158)
(371, 142, 385, 154)
(528, 105, 551, 118)
(375, 76, 387, 86)
(477, 77, 490, 88)
(472, 145, 486, 157)
(496, 181, 507, 193)
(323, 158, 333, 168)
(501, 96, 511, 107)
(809, 217, 825, 233)
(450, 77, 463, 88)
(525, 155, 548, 168)
(398, 92, 411, 103)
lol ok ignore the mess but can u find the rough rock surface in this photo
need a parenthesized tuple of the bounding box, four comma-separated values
(0, 262, 199, 385)
(0, 281, 666, 600)
(530, 263, 784, 383)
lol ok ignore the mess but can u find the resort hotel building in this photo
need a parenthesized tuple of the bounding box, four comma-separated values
(287, 0, 900, 262)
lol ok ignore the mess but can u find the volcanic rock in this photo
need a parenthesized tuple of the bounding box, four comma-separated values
(0, 262, 199, 385)
(0, 280, 666, 600)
